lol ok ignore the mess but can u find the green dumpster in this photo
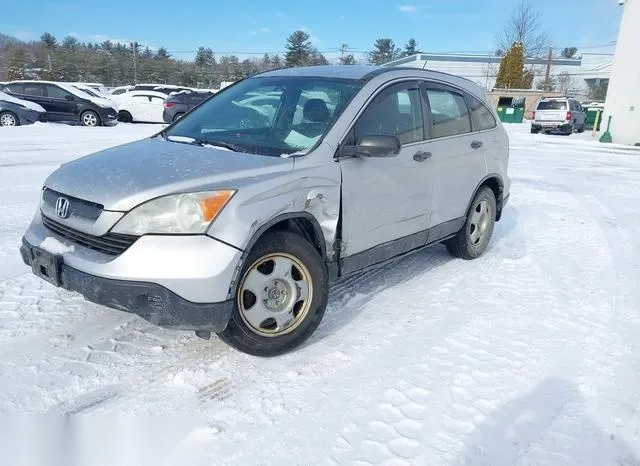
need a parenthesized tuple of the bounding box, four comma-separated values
(584, 103, 605, 131)
(496, 96, 525, 123)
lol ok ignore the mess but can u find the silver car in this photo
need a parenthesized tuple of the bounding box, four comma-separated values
(531, 97, 586, 135)
(20, 66, 511, 356)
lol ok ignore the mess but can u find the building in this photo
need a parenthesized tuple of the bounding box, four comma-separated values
(384, 49, 613, 99)
(602, 0, 640, 146)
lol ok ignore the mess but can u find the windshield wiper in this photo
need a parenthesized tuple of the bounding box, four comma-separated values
(165, 135, 242, 152)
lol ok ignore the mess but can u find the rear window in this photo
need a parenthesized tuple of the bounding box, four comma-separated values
(537, 100, 567, 110)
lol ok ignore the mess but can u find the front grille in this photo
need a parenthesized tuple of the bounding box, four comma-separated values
(41, 215, 138, 256)
(42, 188, 103, 221)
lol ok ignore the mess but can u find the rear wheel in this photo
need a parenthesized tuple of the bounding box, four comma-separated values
(446, 187, 496, 260)
(172, 112, 184, 122)
(80, 110, 100, 127)
(217, 231, 328, 357)
(118, 111, 133, 123)
(0, 111, 18, 126)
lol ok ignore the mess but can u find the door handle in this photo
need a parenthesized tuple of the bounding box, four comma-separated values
(471, 140, 483, 150)
(413, 151, 432, 162)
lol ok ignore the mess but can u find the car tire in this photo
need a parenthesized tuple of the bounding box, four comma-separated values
(446, 187, 496, 260)
(217, 231, 328, 357)
(172, 112, 184, 122)
(564, 123, 575, 135)
(0, 111, 19, 127)
(531, 127, 539, 134)
(80, 110, 100, 127)
(118, 111, 133, 123)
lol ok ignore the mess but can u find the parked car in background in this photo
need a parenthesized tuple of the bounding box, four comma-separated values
(531, 97, 586, 135)
(131, 84, 194, 95)
(162, 90, 214, 122)
(0, 90, 46, 126)
(69, 82, 109, 97)
(109, 85, 134, 96)
(19, 65, 511, 356)
(114, 90, 166, 123)
(1, 81, 118, 126)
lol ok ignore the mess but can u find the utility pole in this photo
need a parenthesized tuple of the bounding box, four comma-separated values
(544, 45, 553, 91)
(132, 42, 138, 84)
(340, 44, 348, 64)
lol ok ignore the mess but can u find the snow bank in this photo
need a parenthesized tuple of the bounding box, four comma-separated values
(0, 90, 45, 112)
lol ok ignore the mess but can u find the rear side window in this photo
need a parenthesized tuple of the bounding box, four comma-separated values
(6, 84, 25, 94)
(424, 88, 471, 139)
(22, 84, 46, 96)
(537, 100, 567, 110)
(466, 94, 497, 132)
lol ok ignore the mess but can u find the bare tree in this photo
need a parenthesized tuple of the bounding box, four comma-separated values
(497, 0, 548, 58)
(555, 72, 575, 94)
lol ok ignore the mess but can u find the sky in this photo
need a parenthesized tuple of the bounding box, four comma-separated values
(1, 0, 622, 61)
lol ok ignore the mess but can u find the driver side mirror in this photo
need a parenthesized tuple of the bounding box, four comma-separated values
(338, 135, 401, 159)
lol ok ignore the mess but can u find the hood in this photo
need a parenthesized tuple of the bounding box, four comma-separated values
(44, 137, 294, 211)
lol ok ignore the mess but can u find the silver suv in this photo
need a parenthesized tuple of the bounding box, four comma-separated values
(20, 66, 511, 356)
(531, 97, 586, 135)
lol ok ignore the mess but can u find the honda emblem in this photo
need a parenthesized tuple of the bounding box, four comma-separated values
(55, 197, 70, 219)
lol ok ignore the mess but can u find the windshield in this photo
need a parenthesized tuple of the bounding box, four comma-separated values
(165, 76, 363, 156)
(537, 100, 567, 110)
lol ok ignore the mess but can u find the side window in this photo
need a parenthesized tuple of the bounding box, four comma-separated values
(23, 84, 46, 97)
(466, 94, 497, 132)
(6, 84, 25, 94)
(354, 82, 424, 145)
(424, 87, 471, 139)
(46, 85, 72, 99)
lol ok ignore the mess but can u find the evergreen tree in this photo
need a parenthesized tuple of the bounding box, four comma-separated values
(369, 38, 400, 65)
(495, 41, 527, 89)
(285, 30, 313, 67)
(403, 38, 419, 57)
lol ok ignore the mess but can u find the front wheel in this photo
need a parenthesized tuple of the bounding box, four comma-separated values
(80, 110, 100, 127)
(217, 231, 328, 357)
(446, 187, 496, 260)
(0, 111, 19, 127)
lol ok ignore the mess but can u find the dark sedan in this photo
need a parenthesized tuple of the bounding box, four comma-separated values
(0, 90, 45, 126)
(162, 91, 214, 123)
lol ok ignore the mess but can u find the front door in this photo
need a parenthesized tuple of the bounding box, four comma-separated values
(339, 80, 435, 274)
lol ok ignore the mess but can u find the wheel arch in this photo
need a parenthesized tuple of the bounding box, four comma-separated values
(225, 212, 329, 300)
(467, 175, 505, 221)
(80, 108, 102, 126)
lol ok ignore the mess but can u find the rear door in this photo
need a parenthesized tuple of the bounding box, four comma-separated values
(7, 83, 49, 115)
(339, 80, 435, 273)
(44, 84, 78, 121)
(420, 82, 487, 229)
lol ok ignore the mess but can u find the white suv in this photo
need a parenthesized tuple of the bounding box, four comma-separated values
(531, 97, 586, 135)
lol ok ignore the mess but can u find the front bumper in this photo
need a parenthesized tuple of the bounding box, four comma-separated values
(20, 240, 233, 331)
(21, 212, 243, 331)
(98, 108, 119, 126)
(19, 109, 44, 125)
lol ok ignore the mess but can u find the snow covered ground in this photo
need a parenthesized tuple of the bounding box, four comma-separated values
(1, 122, 640, 466)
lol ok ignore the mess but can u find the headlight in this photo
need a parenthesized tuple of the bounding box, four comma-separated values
(111, 190, 235, 235)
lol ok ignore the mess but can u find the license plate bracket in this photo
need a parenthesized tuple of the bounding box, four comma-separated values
(30, 246, 62, 287)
